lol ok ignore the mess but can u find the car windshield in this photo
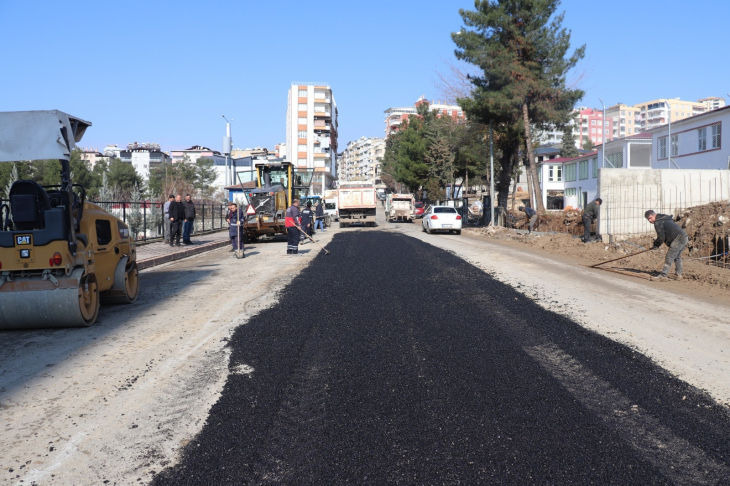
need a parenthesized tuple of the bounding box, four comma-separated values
(325, 203, 336, 210)
(415, 202, 424, 208)
(434, 207, 458, 214)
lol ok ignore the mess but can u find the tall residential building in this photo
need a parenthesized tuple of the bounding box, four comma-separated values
(285, 82, 338, 191)
(384, 95, 465, 138)
(79, 147, 117, 167)
(575, 108, 613, 147)
(119, 142, 170, 180)
(339, 137, 386, 183)
(634, 98, 705, 131)
(605, 103, 641, 140)
(698, 96, 726, 112)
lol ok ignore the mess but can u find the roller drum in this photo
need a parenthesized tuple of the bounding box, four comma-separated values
(0, 268, 99, 329)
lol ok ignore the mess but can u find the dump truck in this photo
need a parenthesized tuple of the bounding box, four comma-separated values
(239, 161, 313, 241)
(337, 183, 377, 227)
(385, 193, 416, 222)
(0, 110, 139, 329)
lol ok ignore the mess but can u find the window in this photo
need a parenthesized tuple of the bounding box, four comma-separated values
(298, 130, 307, 138)
(604, 129, 609, 135)
(565, 163, 576, 182)
(698, 127, 707, 151)
(671, 134, 678, 156)
(607, 152, 623, 168)
(592, 157, 598, 178)
(298, 117, 307, 124)
(604, 121, 609, 126)
(298, 103, 307, 111)
(712, 124, 721, 148)
(297, 158, 307, 165)
(298, 89, 307, 97)
(565, 188, 577, 196)
(591, 120, 596, 126)
(591, 128, 596, 134)
(96, 219, 112, 245)
(297, 144, 307, 152)
(621, 110, 625, 116)
(548, 165, 562, 182)
(579, 160, 588, 179)
(434, 207, 458, 213)
(658, 137, 667, 159)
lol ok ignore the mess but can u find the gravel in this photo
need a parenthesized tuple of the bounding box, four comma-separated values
(153, 231, 730, 485)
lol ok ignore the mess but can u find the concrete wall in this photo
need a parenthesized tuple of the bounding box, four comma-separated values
(597, 168, 730, 240)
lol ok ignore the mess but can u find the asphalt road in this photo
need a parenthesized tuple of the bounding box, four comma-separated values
(153, 230, 730, 485)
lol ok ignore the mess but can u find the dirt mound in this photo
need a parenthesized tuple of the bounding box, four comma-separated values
(676, 202, 730, 260)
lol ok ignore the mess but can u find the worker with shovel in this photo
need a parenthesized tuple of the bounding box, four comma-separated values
(285, 199, 301, 255)
(226, 202, 245, 258)
(645, 210, 688, 282)
(582, 197, 602, 243)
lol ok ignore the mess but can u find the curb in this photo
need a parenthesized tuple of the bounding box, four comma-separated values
(137, 239, 231, 271)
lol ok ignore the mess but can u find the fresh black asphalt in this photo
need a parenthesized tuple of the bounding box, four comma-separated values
(153, 231, 730, 485)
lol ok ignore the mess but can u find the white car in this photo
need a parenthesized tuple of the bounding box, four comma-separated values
(422, 205, 462, 234)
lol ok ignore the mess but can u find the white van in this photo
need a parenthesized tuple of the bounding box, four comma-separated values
(324, 198, 338, 222)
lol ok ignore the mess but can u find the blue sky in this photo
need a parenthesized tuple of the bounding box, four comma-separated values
(1, 0, 728, 153)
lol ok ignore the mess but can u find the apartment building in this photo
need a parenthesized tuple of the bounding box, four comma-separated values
(119, 142, 170, 180)
(575, 108, 613, 147)
(698, 97, 726, 112)
(285, 82, 338, 190)
(339, 137, 386, 183)
(634, 98, 705, 131)
(384, 95, 465, 138)
(79, 147, 117, 167)
(605, 103, 641, 140)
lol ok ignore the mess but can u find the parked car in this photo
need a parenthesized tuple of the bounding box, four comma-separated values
(414, 201, 425, 218)
(421, 205, 462, 235)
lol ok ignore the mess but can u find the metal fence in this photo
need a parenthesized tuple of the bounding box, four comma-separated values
(1, 199, 229, 243)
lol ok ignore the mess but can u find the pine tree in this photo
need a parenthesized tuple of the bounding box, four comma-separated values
(453, 0, 585, 212)
(3, 163, 18, 199)
(583, 138, 595, 151)
(560, 127, 580, 158)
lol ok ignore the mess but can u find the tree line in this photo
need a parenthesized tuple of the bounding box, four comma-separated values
(1, 150, 219, 202)
(383, 0, 585, 213)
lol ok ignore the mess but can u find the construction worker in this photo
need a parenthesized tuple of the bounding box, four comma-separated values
(519, 206, 538, 234)
(300, 201, 314, 241)
(226, 202, 244, 256)
(645, 210, 688, 282)
(582, 197, 603, 243)
(285, 199, 301, 255)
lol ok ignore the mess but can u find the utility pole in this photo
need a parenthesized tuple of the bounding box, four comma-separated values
(222, 115, 233, 189)
(489, 120, 494, 226)
(599, 99, 606, 168)
(667, 105, 672, 169)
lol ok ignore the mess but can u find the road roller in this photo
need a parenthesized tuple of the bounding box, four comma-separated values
(0, 110, 139, 329)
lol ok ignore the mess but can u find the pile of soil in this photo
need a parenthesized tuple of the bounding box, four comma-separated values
(507, 209, 584, 236)
(676, 201, 730, 260)
(465, 226, 730, 292)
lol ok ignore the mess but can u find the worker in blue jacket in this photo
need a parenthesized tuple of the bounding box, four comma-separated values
(226, 202, 244, 257)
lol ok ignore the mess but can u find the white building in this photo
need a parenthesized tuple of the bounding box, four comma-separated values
(339, 137, 386, 183)
(649, 104, 729, 170)
(119, 143, 170, 180)
(285, 82, 338, 191)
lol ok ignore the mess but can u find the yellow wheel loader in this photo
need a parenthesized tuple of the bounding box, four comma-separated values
(0, 110, 138, 329)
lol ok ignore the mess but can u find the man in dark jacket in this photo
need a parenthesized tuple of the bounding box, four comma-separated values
(285, 199, 301, 254)
(314, 201, 325, 232)
(582, 197, 602, 243)
(645, 210, 688, 282)
(300, 201, 314, 240)
(182, 194, 196, 245)
(519, 206, 538, 234)
(168, 194, 185, 247)
(226, 202, 244, 256)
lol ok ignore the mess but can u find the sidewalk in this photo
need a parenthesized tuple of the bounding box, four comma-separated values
(136, 230, 230, 270)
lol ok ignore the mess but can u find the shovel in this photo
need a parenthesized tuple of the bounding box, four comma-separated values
(295, 224, 331, 255)
(590, 247, 653, 268)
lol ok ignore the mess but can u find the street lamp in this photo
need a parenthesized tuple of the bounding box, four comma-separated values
(222, 115, 233, 187)
(599, 98, 606, 168)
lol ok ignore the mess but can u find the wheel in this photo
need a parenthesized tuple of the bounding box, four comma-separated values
(455, 230, 461, 235)
(422, 224, 426, 232)
(339, 222, 347, 228)
(426, 224, 431, 234)
(78, 274, 100, 326)
(101, 257, 139, 305)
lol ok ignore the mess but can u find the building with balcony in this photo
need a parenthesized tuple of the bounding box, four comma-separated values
(285, 82, 339, 193)
(605, 103, 641, 140)
(633, 98, 706, 131)
(384, 95, 465, 138)
(574, 108, 614, 147)
(698, 97, 726, 112)
(119, 142, 170, 180)
(339, 137, 386, 184)
(79, 147, 118, 167)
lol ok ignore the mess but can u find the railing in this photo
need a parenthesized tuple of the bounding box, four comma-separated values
(1, 199, 228, 243)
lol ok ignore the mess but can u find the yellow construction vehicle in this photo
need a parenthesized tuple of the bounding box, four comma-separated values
(0, 110, 139, 329)
(238, 160, 313, 241)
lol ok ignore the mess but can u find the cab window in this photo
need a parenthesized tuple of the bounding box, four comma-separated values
(96, 219, 113, 245)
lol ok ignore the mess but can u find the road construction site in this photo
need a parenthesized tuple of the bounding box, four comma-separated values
(2, 208, 730, 484)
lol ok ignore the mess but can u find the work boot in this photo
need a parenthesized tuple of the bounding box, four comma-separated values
(650, 275, 668, 282)
(674, 274, 684, 281)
